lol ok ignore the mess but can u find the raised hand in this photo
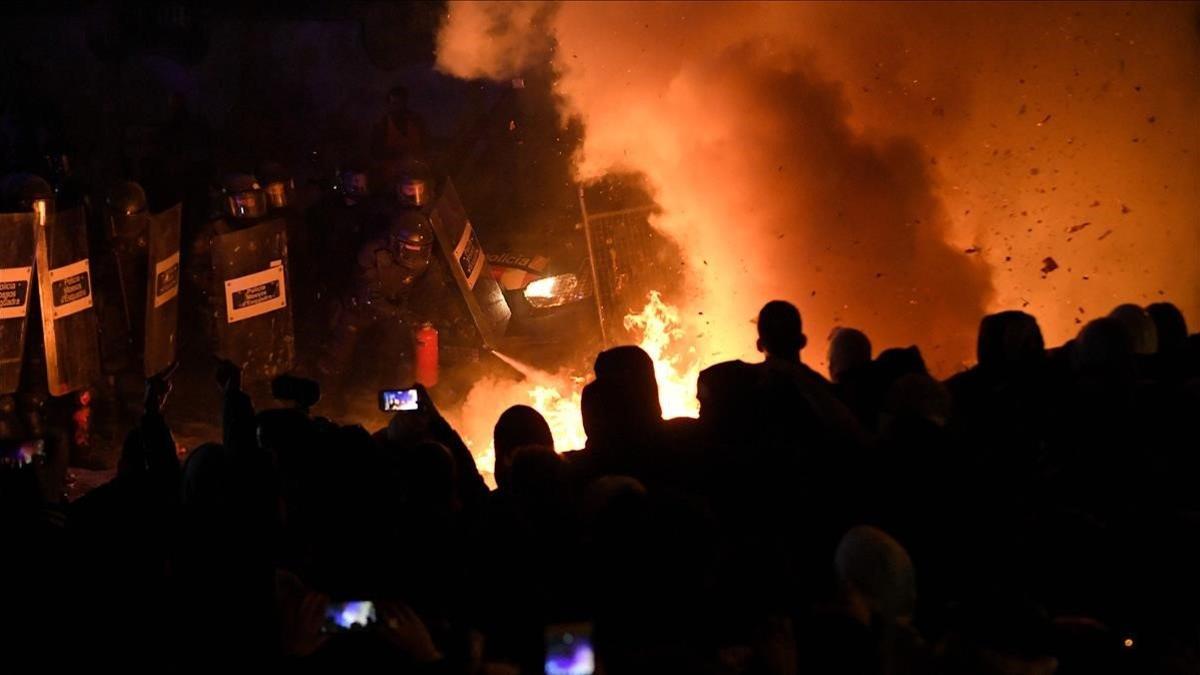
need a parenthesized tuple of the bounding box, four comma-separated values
(143, 360, 179, 413)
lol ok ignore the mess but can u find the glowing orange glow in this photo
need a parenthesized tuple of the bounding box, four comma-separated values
(438, 1, 1200, 375)
(456, 292, 698, 486)
(622, 291, 701, 420)
(438, 1, 1200, 480)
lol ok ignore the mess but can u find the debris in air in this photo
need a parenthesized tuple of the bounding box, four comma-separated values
(1067, 222, 1091, 234)
(1098, 230, 1113, 241)
(964, 246, 980, 255)
(1040, 257, 1059, 275)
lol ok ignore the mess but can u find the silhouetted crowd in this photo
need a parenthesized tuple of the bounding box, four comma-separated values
(4, 299, 1199, 674)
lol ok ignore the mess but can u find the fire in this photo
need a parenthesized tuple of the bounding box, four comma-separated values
(436, 1, 1200, 374)
(458, 292, 699, 487)
(622, 291, 701, 420)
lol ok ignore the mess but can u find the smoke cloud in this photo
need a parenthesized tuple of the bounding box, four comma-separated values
(438, 1, 1200, 373)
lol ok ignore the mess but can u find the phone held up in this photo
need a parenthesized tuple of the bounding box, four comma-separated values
(0, 438, 46, 468)
(322, 600, 377, 634)
(379, 387, 419, 412)
(545, 622, 595, 675)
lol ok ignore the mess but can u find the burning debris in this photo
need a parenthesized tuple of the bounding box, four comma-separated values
(436, 0, 1200, 463)
(453, 292, 698, 484)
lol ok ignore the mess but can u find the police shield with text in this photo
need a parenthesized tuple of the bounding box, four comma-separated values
(26, 177, 102, 397)
(1, 172, 102, 479)
(99, 181, 182, 379)
(193, 172, 295, 383)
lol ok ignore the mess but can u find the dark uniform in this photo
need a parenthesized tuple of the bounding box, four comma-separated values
(188, 173, 272, 349)
(257, 161, 320, 360)
(302, 165, 372, 365)
(92, 181, 153, 430)
(189, 172, 296, 386)
(319, 178, 433, 393)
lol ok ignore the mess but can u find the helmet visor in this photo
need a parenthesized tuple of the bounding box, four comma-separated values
(226, 190, 268, 219)
(397, 178, 429, 207)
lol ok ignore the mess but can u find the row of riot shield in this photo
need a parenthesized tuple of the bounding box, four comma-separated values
(0, 178, 515, 399)
(0, 204, 182, 397)
(202, 178, 514, 385)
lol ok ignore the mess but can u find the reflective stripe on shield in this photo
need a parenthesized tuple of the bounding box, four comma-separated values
(34, 207, 102, 396)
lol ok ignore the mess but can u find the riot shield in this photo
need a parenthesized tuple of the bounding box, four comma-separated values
(34, 206, 102, 396)
(210, 218, 294, 382)
(143, 204, 182, 376)
(427, 179, 511, 348)
(102, 206, 151, 374)
(0, 213, 36, 395)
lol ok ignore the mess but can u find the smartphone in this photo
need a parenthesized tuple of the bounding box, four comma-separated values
(545, 623, 594, 675)
(0, 439, 45, 468)
(379, 387, 419, 412)
(322, 600, 377, 633)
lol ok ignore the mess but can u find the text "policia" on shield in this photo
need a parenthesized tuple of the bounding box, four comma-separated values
(49, 258, 94, 320)
(224, 261, 287, 323)
(0, 266, 33, 320)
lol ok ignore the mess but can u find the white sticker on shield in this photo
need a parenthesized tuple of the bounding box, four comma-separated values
(48, 258, 94, 320)
(154, 251, 181, 308)
(0, 266, 33, 320)
(453, 221, 484, 290)
(224, 261, 287, 323)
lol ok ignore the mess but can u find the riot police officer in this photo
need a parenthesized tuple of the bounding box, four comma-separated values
(319, 192, 434, 396)
(1, 172, 101, 480)
(98, 181, 150, 363)
(188, 172, 295, 385)
(302, 161, 374, 371)
(0, 173, 54, 444)
(188, 172, 271, 333)
(257, 160, 295, 214)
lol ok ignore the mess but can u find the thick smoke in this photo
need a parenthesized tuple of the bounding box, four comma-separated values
(438, 1, 1200, 372)
(435, 1, 556, 81)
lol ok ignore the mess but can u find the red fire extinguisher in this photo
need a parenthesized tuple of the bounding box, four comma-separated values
(414, 322, 439, 388)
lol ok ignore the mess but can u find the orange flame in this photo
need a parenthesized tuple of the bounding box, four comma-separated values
(458, 292, 699, 487)
(622, 291, 701, 420)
